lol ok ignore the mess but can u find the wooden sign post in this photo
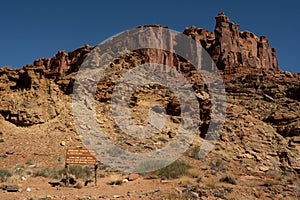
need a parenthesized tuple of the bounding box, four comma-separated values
(65, 148, 98, 186)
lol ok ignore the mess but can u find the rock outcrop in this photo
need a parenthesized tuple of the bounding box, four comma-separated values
(33, 45, 93, 76)
(184, 13, 279, 75)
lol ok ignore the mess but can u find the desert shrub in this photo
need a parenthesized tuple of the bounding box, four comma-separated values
(164, 191, 189, 200)
(179, 175, 195, 186)
(219, 174, 237, 185)
(204, 177, 218, 188)
(0, 169, 12, 182)
(154, 160, 191, 179)
(135, 160, 168, 173)
(69, 165, 92, 179)
(25, 159, 36, 166)
(12, 164, 25, 176)
(164, 186, 201, 200)
(33, 168, 63, 179)
(74, 181, 84, 189)
(186, 145, 201, 159)
(210, 159, 226, 172)
(187, 168, 201, 178)
(33, 166, 92, 180)
(107, 146, 124, 157)
(143, 172, 159, 179)
(107, 174, 123, 185)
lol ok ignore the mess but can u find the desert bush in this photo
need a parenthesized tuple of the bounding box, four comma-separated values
(186, 145, 201, 159)
(164, 186, 201, 200)
(210, 159, 226, 172)
(143, 172, 159, 179)
(25, 159, 37, 166)
(33, 168, 63, 179)
(164, 191, 189, 200)
(142, 160, 191, 180)
(6, 174, 20, 184)
(33, 165, 92, 180)
(154, 160, 191, 179)
(219, 174, 237, 185)
(107, 146, 124, 157)
(0, 169, 12, 182)
(135, 160, 168, 173)
(179, 175, 195, 186)
(107, 174, 123, 185)
(69, 165, 92, 179)
(187, 168, 201, 178)
(74, 181, 84, 189)
(204, 177, 218, 188)
(12, 164, 25, 176)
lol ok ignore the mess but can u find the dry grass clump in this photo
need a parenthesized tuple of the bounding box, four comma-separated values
(187, 168, 201, 178)
(219, 173, 237, 185)
(33, 165, 92, 180)
(0, 169, 12, 182)
(154, 160, 191, 179)
(74, 181, 84, 189)
(68, 165, 92, 179)
(107, 174, 123, 186)
(210, 159, 226, 172)
(179, 175, 195, 186)
(33, 168, 63, 179)
(204, 177, 218, 188)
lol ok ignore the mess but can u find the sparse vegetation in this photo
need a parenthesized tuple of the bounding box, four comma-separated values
(107, 146, 125, 157)
(13, 164, 25, 176)
(135, 160, 168, 173)
(107, 174, 123, 186)
(204, 177, 218, 188)
(0, 169, 12, 182)
(25, 159, 37, 166)
(33, 168, 64, 179)
(186, 145, 201, 159)
(179, 175, 195, 186)
(164, 191, 189, 200)
(210, 159, 226, 172)
(143, 172, 159, 179)
(154, 160, 191, 179)
(215, 159, 222, 167)
(74, 181, 84, 189)
(69, 165, 92, 179)
(219, 174, 237, 185)
(33, 165, 92, 180)
(163, 186, 201, 200)
(187, 168, 201, 178)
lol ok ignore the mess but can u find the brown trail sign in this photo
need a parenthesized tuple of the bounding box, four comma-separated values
(65, 148, 98, 186)
(66, 148, 97, 165)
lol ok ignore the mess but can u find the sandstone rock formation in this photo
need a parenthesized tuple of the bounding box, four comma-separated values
(184, 13, 279, 75)
(33, 45, 93, 75)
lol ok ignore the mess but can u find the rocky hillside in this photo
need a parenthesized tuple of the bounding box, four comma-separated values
(0, 13, 300, 199)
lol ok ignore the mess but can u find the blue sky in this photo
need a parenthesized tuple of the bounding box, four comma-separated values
(0, 0, 299, 73)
